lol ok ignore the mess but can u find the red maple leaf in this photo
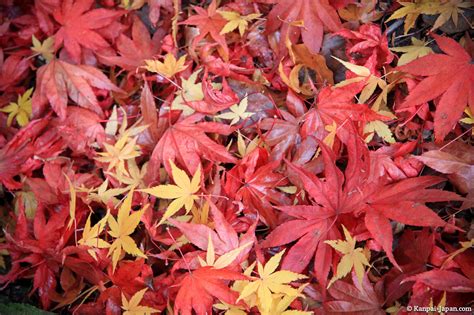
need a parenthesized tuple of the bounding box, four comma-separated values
(259, 110, 304, 161)
(263, 128, 461, 286)
(173, 266, 247, 315)
(57, 107, 106, 155)
(0, 119, 47, 189)
(403, 270, 474, 293)
(0, 205, 105, 309)
(0, 52, 30, 92)
(53, 0, 124, 63)
(324, 272, 384, 315)
(170, 201, 255, 261)
(336, 24, 394, 72)
(32, 59, 122, 120)
(150, 113, 236, 175)
(397, 34, 474, 142)
(181, 0, 228, 58)
(99, 17, 162, 71)
(224, 148, 290, 228)
(310, 81, 385, 126)
(266, 0, 341, 54)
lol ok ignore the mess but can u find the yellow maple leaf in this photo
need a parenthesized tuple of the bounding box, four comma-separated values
(140, 161, 201, 225)
(213, 301, 247, 315)
(325, 225, 371, 288)
(95, 133, 142, 178)
(236, 131, 260, 158)
(64, 174, 77, 229)
(198, 233, 252, 269)
(108, 191, 147, 272)
(390, 37, 433, 66)
(77, 178, 128, 206)
(170, 70, 222, 115)
(333, 56, 385, 105)
(216, 96, 254, 125)
(31, 35, 54, 61)
(108, 160, 148, 192)
(264, 285, 312, 315)
(122, 288, 159, 315)
(78, 212, 110, 260)
(219, 10, 261, 36)
(1, 88, 33, 127)
(315, 121, 337, 158)
(144, 53, 188, 78)
(237, 250, 308, 314)
(334, 57, 396, 143)
(386, 0, 439, 34)
(364, 120, 396, 144)
(170, 70, 203, 115)
(460, 107, 474, 135)
(431, 0, 471, 31)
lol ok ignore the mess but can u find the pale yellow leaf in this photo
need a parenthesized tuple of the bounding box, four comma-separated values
(122, 288, 159, 315)
(145, 53, 188, 78)
(325, 225, 371, 288)
(140, 161, 201, 225)
(0, 88, 33, 127)
(390, 37, 433, 66)
(31, 35, 54, 61)
(107, 190, 147, 272)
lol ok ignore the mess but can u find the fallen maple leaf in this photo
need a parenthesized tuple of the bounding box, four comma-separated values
(59, 107, 106, 155)
(0, 52, 30, 92)
(403, 270, 474, 293)
(0, 118, 50, 189)
(390, 37, 433, 66)
(325, 225, 371, 288)
(1, 88, 33, 127)
(141, 160, 201, 225)
(149, 113, 236, 175)
(336, 23, 394, 71)
(170, 70, 204, 115)
(31, 35, 55, 61)
(122, 288, 159, 315)
(397, 34, 474, 141)
(95, 132, 142, 178)
(325, 272, 384, 315)
(170, 200, 256, 263)
(386, 0, 439, 34)
(144, 53, 188, 79)
(219, 10, 261, 36)
(237, 250, 307, 314)
(198, 232, 251, 269)
(108, 190, 147, 272)
(53, 0, 124, 63)
(266, 0, 341, 54)
(173, 266, 247, 315)
(181, 0, 229, 58)
(99, 16, 162, 71)
(216, 96, 253, 125)
(429, 0, 472, 31)
(415, 141, 474, 209)
(78, 212, 110, 260)
(32, 59, 122, 120)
